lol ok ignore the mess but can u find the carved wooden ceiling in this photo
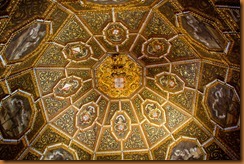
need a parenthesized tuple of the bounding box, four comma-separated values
(0, 0, 241, 161)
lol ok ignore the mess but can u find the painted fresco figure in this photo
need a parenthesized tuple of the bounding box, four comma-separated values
(5, 22, 46, 61)
(44, 148, 74, 160)
(114, 114, 128, 134)
(209, 85, 240, 127)
(181, 14, 225, 50)
(170, 141, 202, 160)
(0, 96, 30, 138)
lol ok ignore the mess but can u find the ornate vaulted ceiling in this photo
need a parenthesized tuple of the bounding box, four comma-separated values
(0, 0, 241, 160)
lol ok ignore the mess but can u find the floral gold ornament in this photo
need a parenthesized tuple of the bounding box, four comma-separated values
(95, 53, 142, 98)
(142, 38, 171, 58)
(115, 115, 127, 132)
(53, 107, 77, 136)
(53, 76, 83, 99)
(146, 104, 161, 120)
(111, 111, 131, 140)
(163, 103, 189, 132)
(36, 69, 65, 95)
(103, 22, 129, 45)
(141, 100, 166, 126)
(155, 72, 185, 93)
(76, 124, 100, 150)
(76, 102, 99, 130)
(63, 42, 92, 62)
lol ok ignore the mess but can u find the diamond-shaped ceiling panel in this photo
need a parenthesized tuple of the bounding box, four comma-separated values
(0, 0, 241, 161)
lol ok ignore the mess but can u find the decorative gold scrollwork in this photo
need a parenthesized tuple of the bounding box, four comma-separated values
(96, 53, 142, 98)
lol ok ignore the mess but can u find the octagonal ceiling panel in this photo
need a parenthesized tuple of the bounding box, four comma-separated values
(166, 137, 206, 160)
(95, 53, 143, 98)
(0, 90, 36, 140)
(0, 0, 240, 161)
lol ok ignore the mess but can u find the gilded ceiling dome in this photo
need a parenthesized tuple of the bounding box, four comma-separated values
(0, 0, 241, 161)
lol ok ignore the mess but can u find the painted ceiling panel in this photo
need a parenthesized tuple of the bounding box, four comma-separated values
(0, 0, 241, 161)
